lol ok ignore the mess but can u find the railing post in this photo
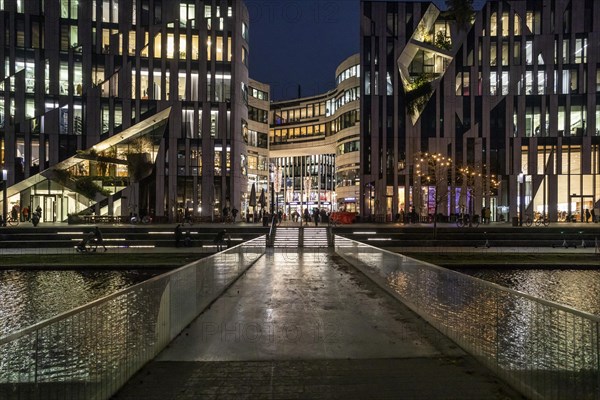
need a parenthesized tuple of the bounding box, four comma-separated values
(597, 321, 600, 399)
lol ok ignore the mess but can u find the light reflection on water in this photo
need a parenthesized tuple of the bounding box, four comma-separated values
(456, 268, 600, 316)
(0, 269, 167, 338)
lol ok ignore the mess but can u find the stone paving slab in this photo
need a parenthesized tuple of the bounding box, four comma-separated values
(114, 250, 523, 399)
(114, 358, 516, 400)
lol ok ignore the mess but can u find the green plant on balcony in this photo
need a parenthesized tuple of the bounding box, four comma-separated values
(75, 176, 111, 199)
(52, 168, 73, 185)
(121, 137, 154, 182)
(405, 74, 434, 117)
(434, 31, 452, 51)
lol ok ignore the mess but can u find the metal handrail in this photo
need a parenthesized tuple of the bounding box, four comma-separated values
(0, 238, 261, 344)
(335, 235, 600, 400)
(336, 236, 600, 322)
(0, 235, 266, 399)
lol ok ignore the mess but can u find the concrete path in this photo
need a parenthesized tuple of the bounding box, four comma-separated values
(114, 249, 521, 399)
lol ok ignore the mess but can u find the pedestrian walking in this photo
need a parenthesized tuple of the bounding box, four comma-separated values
(303, 208, 310, 226)
(213, 229, 230, 251)
(175, 224, 182, 247)
(22, 205, 29, 221)
(184, 208, 193, 225)
(94, 226, 107, 252)
(232, 208, 239, 222)
(222, 206, 230, 223)
(312, 208, 320, 227)
(585, 208, 591, 223)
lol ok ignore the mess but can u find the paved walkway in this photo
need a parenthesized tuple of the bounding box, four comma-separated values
(114, 250, 521, 399)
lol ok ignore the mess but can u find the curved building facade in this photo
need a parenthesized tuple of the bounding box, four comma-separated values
(269, 54, 361, 217)
(0, 0, 249, 223)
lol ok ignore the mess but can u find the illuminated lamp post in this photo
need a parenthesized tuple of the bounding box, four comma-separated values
(1, 169, 6, 227)
(518, 171, 524, 226)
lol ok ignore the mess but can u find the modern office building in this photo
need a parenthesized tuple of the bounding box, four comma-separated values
(0, 0, 249, 223)
(245, 78, 270, 220)
(269, 54, 360, 217)
(361, 0, 600, 222)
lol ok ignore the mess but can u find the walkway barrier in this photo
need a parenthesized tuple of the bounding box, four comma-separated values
(335, 236, 600, 400)
(0, 236, 266, 400)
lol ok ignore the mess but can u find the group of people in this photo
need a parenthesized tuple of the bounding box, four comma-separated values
(2, 204, 42, 226)
(222, 206, 239, 223)
(585, 208, 596, 223)
(175, 224, 231, 251)
(480, 207, 492, 224)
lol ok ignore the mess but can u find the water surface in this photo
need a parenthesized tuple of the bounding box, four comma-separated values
(0, 269, 167, 337)
(457, 268, 600, 316)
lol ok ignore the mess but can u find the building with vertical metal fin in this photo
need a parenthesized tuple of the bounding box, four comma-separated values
(0, 0, 249, 223)
(361, 0, 600, 223)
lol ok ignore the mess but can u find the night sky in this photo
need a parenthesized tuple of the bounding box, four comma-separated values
(247, 0, 487, 101)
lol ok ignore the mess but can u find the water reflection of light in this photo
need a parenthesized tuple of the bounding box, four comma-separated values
(460, 269, 600, 316)
(0, 269, 165, 338)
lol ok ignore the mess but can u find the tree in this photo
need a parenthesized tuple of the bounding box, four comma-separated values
(457, 164, 499, 224)
(414, 152, 452, 238)
(445, 0, 474, 32)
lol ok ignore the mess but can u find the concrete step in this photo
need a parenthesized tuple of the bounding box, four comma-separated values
(273, 228, 300, 248)
(303, 227, 328, 248)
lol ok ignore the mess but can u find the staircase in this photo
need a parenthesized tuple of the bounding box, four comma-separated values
(272, 227, 300, 248)
(302, 227, 329, 248)
(270, 227, 331, 248)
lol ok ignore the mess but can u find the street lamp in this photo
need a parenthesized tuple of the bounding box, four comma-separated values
(303, 173, 312, 217)
(1, 169, 6, 227)
(517, 171, 524, 226)
(269, 163, 275, 218)
(273, 165, 282, 217)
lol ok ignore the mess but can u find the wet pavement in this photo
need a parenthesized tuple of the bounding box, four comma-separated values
(114, 249, 521, 399)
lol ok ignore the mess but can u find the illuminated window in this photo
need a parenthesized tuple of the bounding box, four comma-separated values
(490, 12, 497, 36)
(537, 71, 545, 95)
(166, 33, 175, 58)
(154, 33, 162, 58)
(228, 37, 232, 61)
(128, 31, 136, 55)
(191, 35, 199, 60)
(216, 36, 223, 61)
(210, 110, 218, 138)
(241, 46, 247, 65)
(526, 10, 540, 34)
(178, 73, 186, 100)
(242, 22, 249, 41)
(574, 38, 587, 63)
(514, 13, 522, 35)
(501, 12, 509, 36)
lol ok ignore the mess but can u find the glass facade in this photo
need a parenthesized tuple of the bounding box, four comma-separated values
(269, 54, 361, 215)
(0, 0, 249, 222)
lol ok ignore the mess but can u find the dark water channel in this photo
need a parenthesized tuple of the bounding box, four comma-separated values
(0, 269, 167, 338)
(456, 268, 600, 316)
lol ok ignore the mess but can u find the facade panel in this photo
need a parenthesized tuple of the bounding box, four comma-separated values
(361, 0, 600, 223)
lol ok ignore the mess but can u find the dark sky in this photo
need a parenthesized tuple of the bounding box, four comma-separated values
(247, 0, 360, 101)
(247, 0, 487, 101)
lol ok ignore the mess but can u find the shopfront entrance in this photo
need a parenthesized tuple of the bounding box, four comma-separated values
(31, 195, 58, 223)
(569, 194, 594, 222)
